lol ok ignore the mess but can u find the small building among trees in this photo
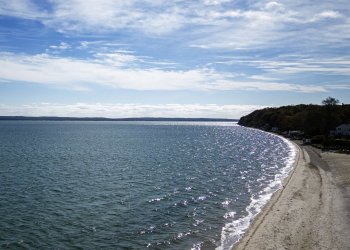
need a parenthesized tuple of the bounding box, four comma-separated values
(334, 124, 350, 136)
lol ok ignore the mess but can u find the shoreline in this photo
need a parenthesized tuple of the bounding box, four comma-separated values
(218, 127, 298, 249)
(232, 141, 350, 250)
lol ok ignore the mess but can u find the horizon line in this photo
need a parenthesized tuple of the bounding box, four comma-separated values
(0, 116, 239, 122)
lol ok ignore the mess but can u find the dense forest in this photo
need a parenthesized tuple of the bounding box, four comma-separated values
(238, 98, 350, 149)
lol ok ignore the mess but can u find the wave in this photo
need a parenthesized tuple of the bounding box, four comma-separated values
(216, 131, 297, 250)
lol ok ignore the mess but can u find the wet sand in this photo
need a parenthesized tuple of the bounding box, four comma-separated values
(233, 143, 350, 250)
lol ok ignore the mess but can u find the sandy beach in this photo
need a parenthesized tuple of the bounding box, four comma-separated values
(233, 142, 350, 250)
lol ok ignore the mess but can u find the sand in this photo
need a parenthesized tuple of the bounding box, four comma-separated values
(233, 143, 350, 250)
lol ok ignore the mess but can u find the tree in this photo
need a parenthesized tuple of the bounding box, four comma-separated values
(304, 110, 325, 136)
(320, 97, 340, 134)
(322, 97, 339, 106)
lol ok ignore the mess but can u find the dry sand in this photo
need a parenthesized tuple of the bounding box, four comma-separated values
(233, 143, 350, 250)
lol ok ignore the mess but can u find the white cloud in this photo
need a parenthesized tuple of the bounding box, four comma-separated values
(212, 80, 326, 93)
(0, 103, 267, 118)
(0, 0, 348, 54)
(315, 10, 342, 20)
(263, 1, 285, 12)
(326, 84, 350, 90)
(0, 0, 46, 19)
(0, 52, 328, 92)
(0, 0, 347, 43)
(41, 0, 186, 34)
(93, 52, 142, 67)
(213, 56, 350, 91)
(0, 1, 348, 118)
(188, 2, 349, 50)
(49, 42, 70, 50)
(228, 57, 350, 76)
(202, 0, 231, 6)
(0, 0, 186, 34)
(0, 1, 348, 96)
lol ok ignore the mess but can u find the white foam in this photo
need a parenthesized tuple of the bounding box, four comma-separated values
(197, 195, 206, 201)
(223, 211, 236, 219)
(191, 242, 202, 250)
(207, 177, 218, 182)
(216, 130, 297, 250)
(221, 199, 231, 207)
(176, 231, 191, 239)
(193, 219, 204, 227)
(148, 196, 164, 203)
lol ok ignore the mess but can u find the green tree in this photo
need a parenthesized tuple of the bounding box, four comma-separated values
(322, 97, 339, 106)
(304, 110, 325, 136)
(322, 97, 340, 134)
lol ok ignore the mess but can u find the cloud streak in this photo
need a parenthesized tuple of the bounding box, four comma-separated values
(0, 52, 328, 92)
(0, 103, 267, 118)
(214, 55, 350, 91)
(217, 57, 350, 76)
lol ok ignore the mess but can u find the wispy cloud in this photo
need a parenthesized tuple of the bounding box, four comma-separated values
(43, 0, 186, 35)
(1, 0, 349, 51)
(0, 0, 47, 20)
(0, 52, 328, 92)
(0, 103, 267, 118)
(326, 84, 350, 90)
(0, 0, 349, 110)
(49, 42, 70, 50)
(216, 57, 350, 76)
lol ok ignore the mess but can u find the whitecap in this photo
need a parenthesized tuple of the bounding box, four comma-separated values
(177, 231, 191, 239)
(221, 199, 231, 207)
(148, 197, 164, 203)
(177, 232, 184, 239)
(191, 242, 202, 250)
(207, 177, 218, 182)
(197, 196, 206, 201)
(223, 211, 235, 219)
(193, 219, 204, 226)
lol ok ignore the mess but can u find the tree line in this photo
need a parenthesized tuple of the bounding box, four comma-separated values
(238, 97, 350, 137)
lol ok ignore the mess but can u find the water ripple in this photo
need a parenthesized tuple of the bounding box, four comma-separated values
(0, 121, 294, 250)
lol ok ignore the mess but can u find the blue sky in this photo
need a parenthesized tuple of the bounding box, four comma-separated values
(0, 0, 349, 118)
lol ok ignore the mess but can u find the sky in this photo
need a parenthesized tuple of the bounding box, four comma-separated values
(0, 0, 349, 118)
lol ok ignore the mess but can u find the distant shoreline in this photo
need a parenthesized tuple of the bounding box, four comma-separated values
(0, 116, 238, 122)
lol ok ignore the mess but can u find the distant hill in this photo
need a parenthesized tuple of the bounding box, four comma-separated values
(238, 104, 350, 137)
(0, 116, 238, 122)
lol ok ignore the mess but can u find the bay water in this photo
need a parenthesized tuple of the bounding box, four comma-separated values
(0, 121, 295, 249)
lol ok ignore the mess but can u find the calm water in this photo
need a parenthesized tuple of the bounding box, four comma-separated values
(0, 121, 295, 249)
